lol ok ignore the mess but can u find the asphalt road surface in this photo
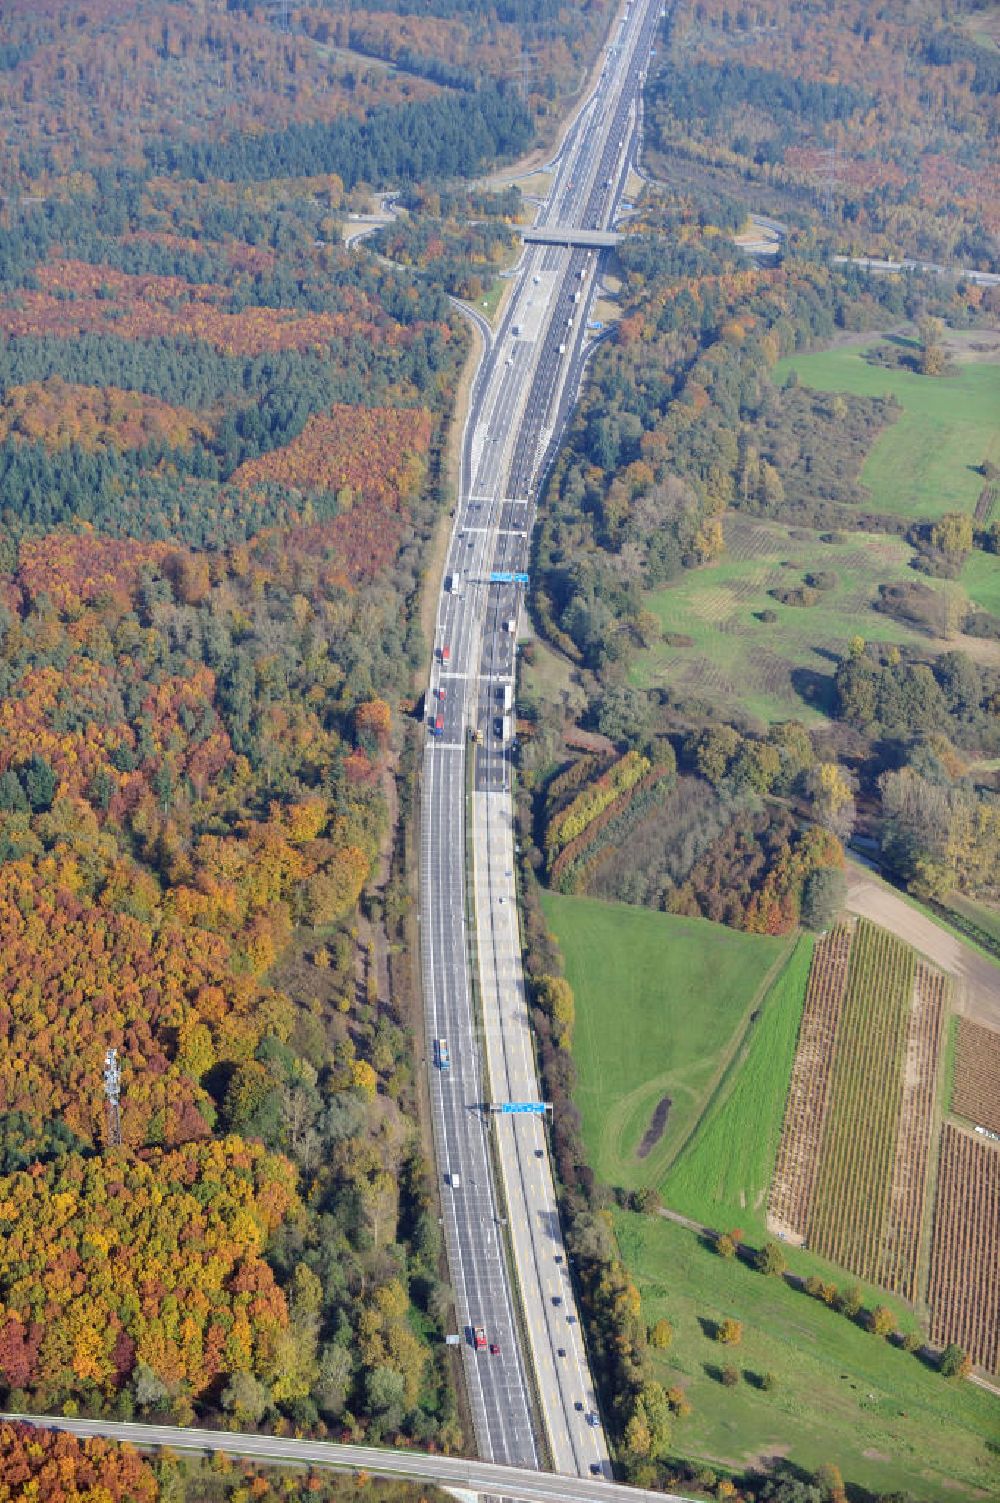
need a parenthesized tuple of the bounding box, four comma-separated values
(419, 0, 664, 1475)
(2, 1415, 696, 1503)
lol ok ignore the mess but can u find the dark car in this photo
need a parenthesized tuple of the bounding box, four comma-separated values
(552, 1295, 562, 1307)
(590, 1464, 603, 1477)
(557, 1347, 566, 1358)
(535, 1148, 544, 1159)
(574, 1401, 584, 1412)
(489, 1342, 500, 1355)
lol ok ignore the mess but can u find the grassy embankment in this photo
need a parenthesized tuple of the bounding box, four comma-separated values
(618, 1211, 998, 1503)
(540, 893, 795, 1197)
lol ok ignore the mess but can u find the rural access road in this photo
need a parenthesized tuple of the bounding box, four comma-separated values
(845, 862, 1000, 1029)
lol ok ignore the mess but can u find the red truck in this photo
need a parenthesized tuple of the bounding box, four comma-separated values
(472, 1326, 487, 1351)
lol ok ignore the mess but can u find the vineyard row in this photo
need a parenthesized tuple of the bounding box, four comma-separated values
(928, 1123, 1000, 1373)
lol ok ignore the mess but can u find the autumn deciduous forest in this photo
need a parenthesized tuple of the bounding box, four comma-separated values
(0, 0, 609, 1451)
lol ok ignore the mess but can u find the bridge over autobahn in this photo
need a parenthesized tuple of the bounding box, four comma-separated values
(3, 1415, 697, 1503)
(521, 226, 620, 249)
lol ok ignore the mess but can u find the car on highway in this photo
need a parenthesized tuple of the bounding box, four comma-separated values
(556, 1347, 566, 1358)
(574, 1401, 584, 1412)
(552, 1295, 562, 1307)
(590, 1464, 603, 1477)
(489, 1342, 500, 1355)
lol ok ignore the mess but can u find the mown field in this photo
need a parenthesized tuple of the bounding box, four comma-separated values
(629, 515, 963, 724)
(540, 892, 792, 1189)
(662, 935, 814, 1242)
(773, 342, 1000, 521)
(960, 548, 1000, 616)
(618, 1211, 999, 1503)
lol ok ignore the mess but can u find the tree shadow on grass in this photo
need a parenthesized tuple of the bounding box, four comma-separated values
(790, 665, 835, 715)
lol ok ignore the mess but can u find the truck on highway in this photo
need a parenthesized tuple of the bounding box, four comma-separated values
(472, 1326, 487, 1351)
(431, 712, 444, 737)
(503, 683, 513, 713)
(435, 1038, 450, 1071)
(449, 570, 461, 596)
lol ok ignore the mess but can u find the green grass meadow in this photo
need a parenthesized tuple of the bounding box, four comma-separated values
(617, 1211, 999, 1502)
(662, 935, 814, 1242)
(961, 547, 1000, 617)
(629, 515, 963, 725)
(774, 342, 1000, 521)
(541, 892, 793, 1190)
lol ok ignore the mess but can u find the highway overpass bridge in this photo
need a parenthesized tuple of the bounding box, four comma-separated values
(522, 226, 620, 249)
(3, 1415, 696, 1503)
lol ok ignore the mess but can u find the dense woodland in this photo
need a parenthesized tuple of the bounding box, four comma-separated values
(0, 1422, 448, 1503)
(0, 0, 524, 1440)
(646, 0, 999, 269)
(0, 0, 612, 192)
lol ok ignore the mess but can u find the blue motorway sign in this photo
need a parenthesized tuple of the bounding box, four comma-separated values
(497, 1102, 550, 1115)
(490, 571, 530, 585)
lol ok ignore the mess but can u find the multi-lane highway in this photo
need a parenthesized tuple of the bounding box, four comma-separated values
(419, 0, 663, 1477)
(2, 1415, 697, 1503)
